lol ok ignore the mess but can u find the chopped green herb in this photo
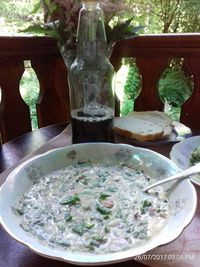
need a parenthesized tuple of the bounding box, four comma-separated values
(99, 192, 111, 200)
(20, 223, 29, 232)
(56, 241, 70, 247)
(103, 214, 110, 220)
(92, 234, 107, 244)
(14, 207, 24, 215)
(84, 222, 95, 229)
(72, 224, 84, 236)
(142, 200, 152, 208)
(64, 213, 73, 222)
(140, 200, 152, 214)
(96, 203, 111, 215)
(77, 160, 91, 165)
(60, 195, 80, 205)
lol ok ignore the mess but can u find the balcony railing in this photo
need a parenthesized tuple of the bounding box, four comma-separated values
(0, 34, 200, 144)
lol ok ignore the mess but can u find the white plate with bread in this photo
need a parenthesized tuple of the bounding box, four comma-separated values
(114, 111, 191, 146)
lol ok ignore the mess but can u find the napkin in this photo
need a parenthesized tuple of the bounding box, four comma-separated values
(0, 124, 199, 267)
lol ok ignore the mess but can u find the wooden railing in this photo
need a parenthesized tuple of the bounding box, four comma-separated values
(0, 36, 70, 143)
(0, 34, 200, 144)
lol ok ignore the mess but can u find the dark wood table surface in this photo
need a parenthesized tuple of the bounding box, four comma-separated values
(0, 123, 199, 267)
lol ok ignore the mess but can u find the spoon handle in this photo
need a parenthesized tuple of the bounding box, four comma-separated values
(143, 162, 200, 192)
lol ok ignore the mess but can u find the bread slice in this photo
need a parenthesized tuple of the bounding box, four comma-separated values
(114, 116, 164, 142)
(128, 111, 173, 138)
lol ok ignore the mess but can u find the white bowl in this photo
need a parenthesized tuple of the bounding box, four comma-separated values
(170, 135, 200, 186)
(0, 143, 197, 265)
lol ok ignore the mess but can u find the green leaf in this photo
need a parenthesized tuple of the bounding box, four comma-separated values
(131, 25, 145, 33)
(105, 17, 144, 44)
(30, 0, 41, 14)
(20, 24, 62, 42)
(43, 0, 58, 15)
(43, 0, 51, 6)
(49, 3, 58, 14)
(116, 17, 136, 32)
(20, 25, 48, 34)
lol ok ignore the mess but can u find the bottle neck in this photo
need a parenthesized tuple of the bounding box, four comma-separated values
(76, 0, 107, 60)
(82, 1, 99, 9)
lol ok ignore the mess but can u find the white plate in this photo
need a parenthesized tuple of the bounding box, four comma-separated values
(0, 143, 197, 265)
(170, 135, 200, 186)
(115, 121, 192, 147)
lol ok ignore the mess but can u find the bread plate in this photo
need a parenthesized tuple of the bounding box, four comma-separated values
(170, 135, 200, 186)
(115, 122, 192, 147)
(0, 143, 196, 265)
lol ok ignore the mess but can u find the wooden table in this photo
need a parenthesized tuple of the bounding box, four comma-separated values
(0, 123, 199, 267)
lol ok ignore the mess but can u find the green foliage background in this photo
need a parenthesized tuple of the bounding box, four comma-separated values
(121, 64, 140, 116)
(20, 62, 40, 130)
(0, 0, 41, 34)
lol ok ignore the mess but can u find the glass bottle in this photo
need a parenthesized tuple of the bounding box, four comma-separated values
(68, 0, 115, 143)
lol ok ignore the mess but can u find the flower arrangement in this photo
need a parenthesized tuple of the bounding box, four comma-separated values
(23, 0, 143, 49)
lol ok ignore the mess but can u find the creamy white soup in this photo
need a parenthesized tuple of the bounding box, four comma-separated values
(14, 162, 168, 253)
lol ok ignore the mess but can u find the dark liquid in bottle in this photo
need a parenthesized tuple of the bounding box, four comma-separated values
(71, 116, 114, 143)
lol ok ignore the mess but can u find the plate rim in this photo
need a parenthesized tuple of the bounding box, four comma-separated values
(170, 135, 200, 186)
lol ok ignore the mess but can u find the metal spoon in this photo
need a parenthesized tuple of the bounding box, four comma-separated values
(143, 162, 200, 192)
